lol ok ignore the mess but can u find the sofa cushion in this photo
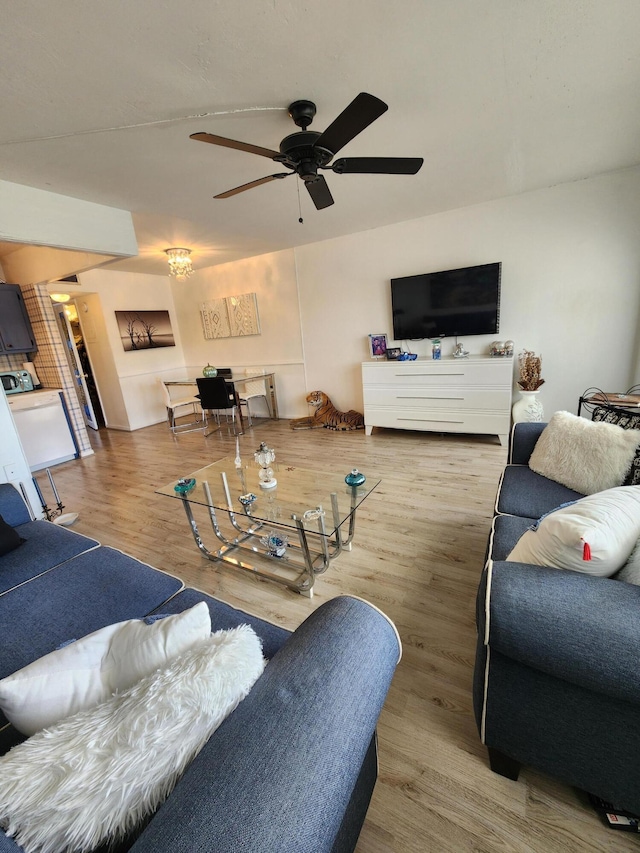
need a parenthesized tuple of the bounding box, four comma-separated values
(495, 465, 584, 519)
(507, 486, 640, 576)
(0, 602, 211, 735)
(0, 546, 183, 748)
(0, 517, 23, 559)
(528, 411, 640, 495)
(0, 521, 99, 596)
(0, 627, 264, 853)
(150, 587, 291, 660)
(614, 537, 640, 585)
(0, 547, 183, 682)
(488, 514, 535, 563)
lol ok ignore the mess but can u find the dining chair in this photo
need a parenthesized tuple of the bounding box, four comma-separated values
(238, 368, 270, 427)
(196, 376, 242, 436)
(158, 379, 202, 434)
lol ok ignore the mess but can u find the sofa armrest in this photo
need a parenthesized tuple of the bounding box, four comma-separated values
(508, 422, 547, 465)
(483, 561, 640, 704)
(130, 595, 401, 853)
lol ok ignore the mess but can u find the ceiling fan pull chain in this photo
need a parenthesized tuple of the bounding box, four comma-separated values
(297, 179, 303, 224)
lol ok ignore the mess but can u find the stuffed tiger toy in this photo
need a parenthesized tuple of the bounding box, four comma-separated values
(291, 391, 365, 431)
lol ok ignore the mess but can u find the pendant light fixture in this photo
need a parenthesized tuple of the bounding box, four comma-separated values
(165, 248, 193, 280)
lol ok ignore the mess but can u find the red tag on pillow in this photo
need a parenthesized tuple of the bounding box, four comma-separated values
(582, 541, 592, 561)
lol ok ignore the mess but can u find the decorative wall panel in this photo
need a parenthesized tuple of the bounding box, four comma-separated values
(200, 293, 260, 340)
(200, 298, 231, 340)
(226, 293, 260, 336)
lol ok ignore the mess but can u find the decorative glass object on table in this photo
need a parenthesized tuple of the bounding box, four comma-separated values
(254, 442, 277, 489)
(345, 469, 366, 487)
(202, 363, 218, 377)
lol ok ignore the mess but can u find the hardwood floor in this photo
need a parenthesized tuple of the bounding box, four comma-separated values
(39, 418, 638, 852)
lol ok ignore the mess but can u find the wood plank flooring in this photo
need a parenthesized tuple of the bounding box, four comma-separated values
(38, 418, 638, 852)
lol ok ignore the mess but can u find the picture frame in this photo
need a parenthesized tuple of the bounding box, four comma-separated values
(386, 347, 402, 360)
(368, 333, 388, 358)
(115, 310, 175, 351)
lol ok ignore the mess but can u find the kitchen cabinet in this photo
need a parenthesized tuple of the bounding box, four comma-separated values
(0, 284, 37, 353)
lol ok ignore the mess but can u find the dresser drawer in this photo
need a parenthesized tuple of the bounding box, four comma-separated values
(363, 387, 511, 411)
(364, 406, 511, 435)
(362, 359, 513, 388)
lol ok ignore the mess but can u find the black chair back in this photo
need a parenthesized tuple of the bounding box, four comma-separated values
(196, 377, 236, 411)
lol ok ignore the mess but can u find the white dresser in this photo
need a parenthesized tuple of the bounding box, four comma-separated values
(361, 356, 513, 445)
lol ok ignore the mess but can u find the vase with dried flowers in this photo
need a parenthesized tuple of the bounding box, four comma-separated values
(513, 350, 545, 423)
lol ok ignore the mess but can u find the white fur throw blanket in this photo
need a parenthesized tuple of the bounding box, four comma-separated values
(0, 625, 264, 853)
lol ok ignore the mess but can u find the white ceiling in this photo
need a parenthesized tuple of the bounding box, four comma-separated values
(2, 0, 640, 276)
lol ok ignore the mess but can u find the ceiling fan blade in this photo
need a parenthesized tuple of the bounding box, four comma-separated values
(330, 157, 424, 175)
(214, 173, 291, 199)
(190, 132, 280, 160)
(305, 175, 334, 210)
(313, 93, 388, 156)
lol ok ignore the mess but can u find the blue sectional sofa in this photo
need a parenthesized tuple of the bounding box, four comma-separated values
(0, 483, 401, 853)
(474, 422, 640, 814)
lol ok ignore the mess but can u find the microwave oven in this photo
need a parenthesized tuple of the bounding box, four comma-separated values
(1, 370, 34, 394)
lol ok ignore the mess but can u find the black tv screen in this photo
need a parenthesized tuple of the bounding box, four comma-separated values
(391, 262, 501, 339)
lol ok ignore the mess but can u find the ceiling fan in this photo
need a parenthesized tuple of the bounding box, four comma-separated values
(190, 92, 423, 210)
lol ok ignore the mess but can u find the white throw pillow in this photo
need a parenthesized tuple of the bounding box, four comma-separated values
(528, 411, 640, 495)
(0, 602, 211, 735)
(0, 626, 264, 853)
(507, 486, 640, 576)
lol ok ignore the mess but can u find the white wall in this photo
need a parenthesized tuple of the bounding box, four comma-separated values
(173, 250, 307, 418)
(295, 167, 640, 418)
(78, 269, 189, 430)
(40, 166, 640, 433)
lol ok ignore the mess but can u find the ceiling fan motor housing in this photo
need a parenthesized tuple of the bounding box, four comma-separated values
(278, 131, 334, 179)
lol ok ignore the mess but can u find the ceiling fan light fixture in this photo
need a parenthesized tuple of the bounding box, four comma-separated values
(165, 247, 193, 280)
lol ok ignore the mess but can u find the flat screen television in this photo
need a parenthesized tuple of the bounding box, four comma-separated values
(391, 262, 501, 339)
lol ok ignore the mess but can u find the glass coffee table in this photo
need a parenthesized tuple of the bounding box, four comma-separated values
(156, 457, 380, 597)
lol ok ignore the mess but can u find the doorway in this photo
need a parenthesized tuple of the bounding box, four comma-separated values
(54, 303, 105, 430)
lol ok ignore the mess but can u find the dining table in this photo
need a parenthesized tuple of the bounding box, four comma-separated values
(164, 372, 278, 434)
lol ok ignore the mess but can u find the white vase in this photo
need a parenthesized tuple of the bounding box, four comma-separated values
(512, 390, 544, 424)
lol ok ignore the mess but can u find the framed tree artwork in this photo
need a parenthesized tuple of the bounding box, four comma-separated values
(115, 311, 175, 351)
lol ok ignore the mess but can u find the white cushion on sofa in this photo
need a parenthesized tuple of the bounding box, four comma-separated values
(528, 411, 640, 495)
(507, 486, 640, 576)
(0, 602, 211, 735)
(0, 626, 264, 853)
(615, 537, 640, 585)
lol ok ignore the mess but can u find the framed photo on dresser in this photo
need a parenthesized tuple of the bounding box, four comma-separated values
(368, 334, 388, 358)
